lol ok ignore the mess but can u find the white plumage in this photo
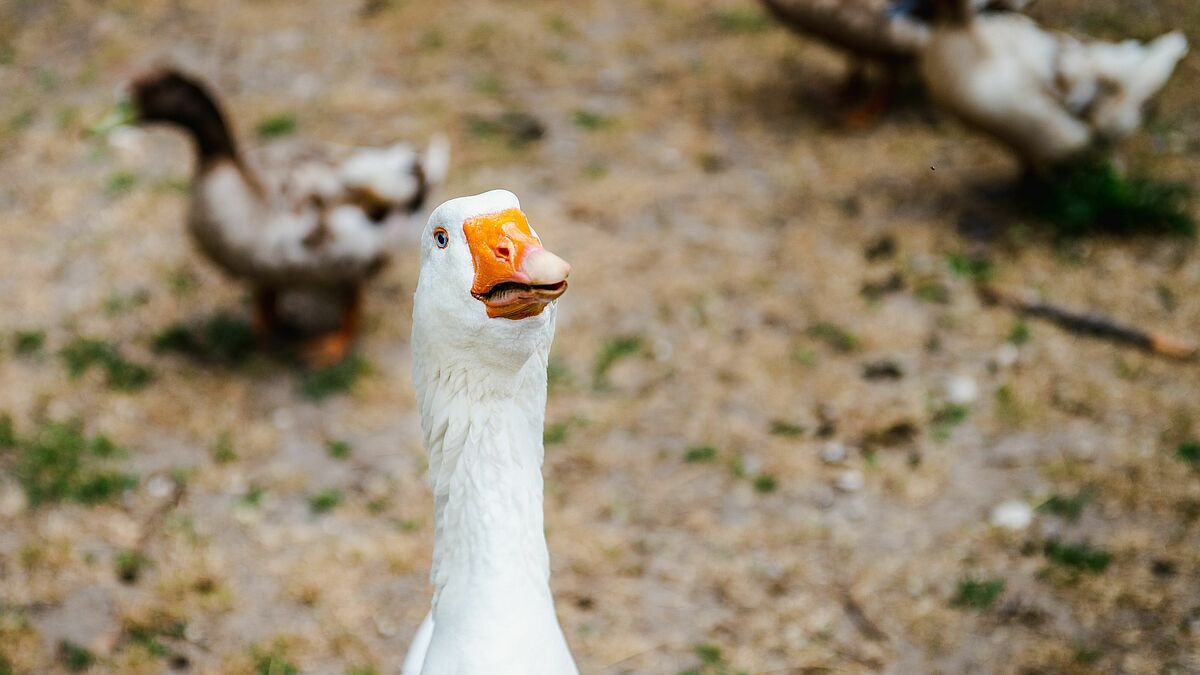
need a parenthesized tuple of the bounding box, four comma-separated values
(918, 6, 1188, 165)
(405, 190, 576, 675)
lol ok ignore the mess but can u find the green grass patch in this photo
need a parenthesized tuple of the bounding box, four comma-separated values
(104, 290, 150, 316)
(211, 432, 237, 464)
(790, 347, 818, 367)
(1043, 539, 1111, 573)
(256, 113, 297, 139)
(58, 641, 96, 672)
(1038, 489, 1092, 522)
(124, 618, 186, 659)
(106, 171, 137, 196)
(309, 488, 344, 514)
(752, 474, 778, 494)
(114, 549, 149, 584)
(806, 322, 859, 353)
(946, 252, 993, 282)
(298, 355, 369, 400)
(465, 111, 545, 148)
(241, 485, 265, 507)
(684, 446, 717, 464)
(572, 110, 612, 130)
(1008, 320, 1031, 345)
(0, 414, 15, 447)
(13, 330, 44, 355)
(592, 335, 643, 389)
(152, 313, 256, 365)
(768, 420, 805, 437)
(1176, 440, 1200, 468)
(951, 576, 1005, 610)
(547, 357, 572, 389)
(713, 8, 771, 33)
(543, 423, 569, 445)
(677, 641, 745, 675)
(251, 644, 299, 675)
(326, 440, 352, 459)
(61, 337, 154, 391)
(931, 404, 969, 441)
(4, 420, 137, 506)
(1023, 161, 1194, 238)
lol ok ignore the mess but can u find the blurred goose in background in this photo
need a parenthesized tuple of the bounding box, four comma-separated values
(759, 0, 1033, 126)
(402, 190, 575, 674)
(130, 68, 450, 365)
(918, 0, 1188, 167)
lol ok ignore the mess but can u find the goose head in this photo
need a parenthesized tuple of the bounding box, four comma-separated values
(413, 190, 570, 372)
(129, 68, 236, 162)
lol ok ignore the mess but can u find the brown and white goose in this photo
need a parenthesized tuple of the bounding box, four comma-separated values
(130, 68, 449, 365)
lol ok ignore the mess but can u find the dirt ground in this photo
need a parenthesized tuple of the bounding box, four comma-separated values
(2, 0, 1200, 673)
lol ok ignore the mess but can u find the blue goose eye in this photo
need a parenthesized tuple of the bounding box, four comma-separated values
(433, 228, 449, 249)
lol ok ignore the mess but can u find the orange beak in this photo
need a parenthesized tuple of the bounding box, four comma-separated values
(464, 208, 570, 320)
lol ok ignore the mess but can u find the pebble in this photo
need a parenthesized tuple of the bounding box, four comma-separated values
(945, 374, 979, 405)
(146, 474, 175, 499)
(820, 441, 848, 464)
(0, 483, 27, 518)
(835, 469, 865, 493)
(994, 343, 1020, 369)
(990, 499, 1034, 530)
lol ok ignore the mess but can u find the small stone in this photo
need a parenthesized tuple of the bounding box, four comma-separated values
(835, 469, 865, 493)
(146, 474, 175, 499)
(990, 499, 1033, 531)
(994, 343, 1020, 369)
(820, 441, 848, 464)
(945, 374, 979, 405)
(0, 483, 28, 518)
(107, 126, 146, 161)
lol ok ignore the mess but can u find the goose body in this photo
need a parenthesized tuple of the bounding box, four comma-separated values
(131, 69, 449, 362)
(405, 190, 575, 675)
(760, 0, 1033, 62)
(918, 5, 1188, 165)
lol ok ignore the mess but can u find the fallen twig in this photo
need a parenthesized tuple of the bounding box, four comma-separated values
(979, 284, 1197, 361)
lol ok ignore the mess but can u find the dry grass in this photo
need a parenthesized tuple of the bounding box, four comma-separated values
(1, 0, 1199, 673)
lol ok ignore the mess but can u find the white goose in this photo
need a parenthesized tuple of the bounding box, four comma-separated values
(918, 0, 1188, 166)
(403, 190, 576, 674)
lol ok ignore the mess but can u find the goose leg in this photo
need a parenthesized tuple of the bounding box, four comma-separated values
(842, 64, 898, 130)
(299, 287, 362, 368)
(252, 287, 282, 339)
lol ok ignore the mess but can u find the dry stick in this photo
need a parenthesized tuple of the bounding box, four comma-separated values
(979, 284, 1198, 361)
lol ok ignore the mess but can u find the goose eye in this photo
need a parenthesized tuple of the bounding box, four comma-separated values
(433, 228, 449, 249)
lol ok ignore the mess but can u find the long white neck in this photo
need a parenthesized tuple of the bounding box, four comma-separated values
(411, 321, 576, 673)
